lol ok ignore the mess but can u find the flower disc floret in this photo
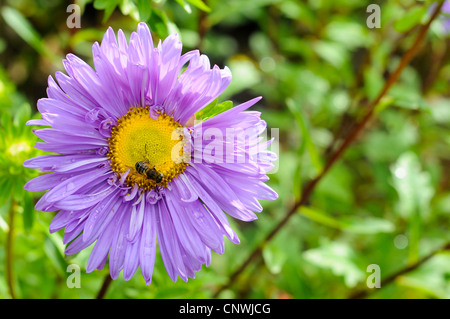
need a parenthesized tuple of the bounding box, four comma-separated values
(108, 106, 187, 190)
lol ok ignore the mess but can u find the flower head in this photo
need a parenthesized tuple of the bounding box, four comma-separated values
(24, 23, 277, 284)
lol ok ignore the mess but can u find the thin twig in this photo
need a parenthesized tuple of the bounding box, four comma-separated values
(96, 274, 113, 299)
(6, 200, 16, 299)
(349, 242, 450, 299)
(212, 2, 445, 298)
(198, 0, 209, 51)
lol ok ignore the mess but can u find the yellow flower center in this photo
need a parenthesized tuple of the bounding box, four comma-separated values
(108, 107, 188, 190)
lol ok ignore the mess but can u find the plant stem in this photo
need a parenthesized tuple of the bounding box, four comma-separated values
(96, 274, 113, 299)
(349, 242, 450, 299)
(198, 0, 209, 51)
(212, 2, 445, 298)
(6, 200, 17, 299)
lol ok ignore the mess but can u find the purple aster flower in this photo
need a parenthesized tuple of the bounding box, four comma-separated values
(23, 23, 277, 284)
(431, 0, 450, 34)
(442, 0, 450, 34)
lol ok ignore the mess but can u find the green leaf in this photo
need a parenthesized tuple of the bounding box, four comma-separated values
(185, 0, 210, 12)
(208, 0, 282, 26)
(391, 152, 434, 220)
(175, 0, 192, 14)
(1, 7, 59, 63)
(325, 20, 369, 49)
(299, 206, 342, 229)
(299, 206, 395, 234)
(135, 0, 152, 21)
(22, 192, 34, 233)
(286, 98, 323, 173)
(12, 177, 25, 202)
(391, 152, 434, 263)
(364, 64, 384, 101)
(0, 179, 12, 205)
(222, 58, 261, 98)
(93, 0, 120, 23)
(342, 217, 395, 234)
(394, 6, 427, 33)
(262, 242, 287, 275)
(1, 111, 11, 130)
(119, 0, 140, 21)
(389, 82, 431, 113)
(0, 199, 11, 229)
(303, 241, 365, 287)
(313, 41, 349, 68)
(195, 98, 218, 120)
(374, 96, 395, 114)
(147, 8, 169, 38)
(195, 99, 233, 121)
(69, 28, 106, 48)
(44, 235, 69, 276)
(429, 98, 450, 124)
(397, 254, 450, 298)
(0, 211, 8, 233)
(13, 103, 31, 127)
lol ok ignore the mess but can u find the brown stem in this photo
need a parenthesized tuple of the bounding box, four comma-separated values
(198, 0, 209, 51)
(96, 274, 112, 299)
(6, 200, 17, 299)
(212, 2, 445, 298)
(349, 242, 450, 299)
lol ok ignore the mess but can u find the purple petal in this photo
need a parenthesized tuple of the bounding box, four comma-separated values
(139, 202, 157, 285)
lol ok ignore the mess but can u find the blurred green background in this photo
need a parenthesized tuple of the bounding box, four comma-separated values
(0, 0, 449, 299)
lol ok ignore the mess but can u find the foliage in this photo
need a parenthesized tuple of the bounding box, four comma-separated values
(0, 0, 449, 299)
